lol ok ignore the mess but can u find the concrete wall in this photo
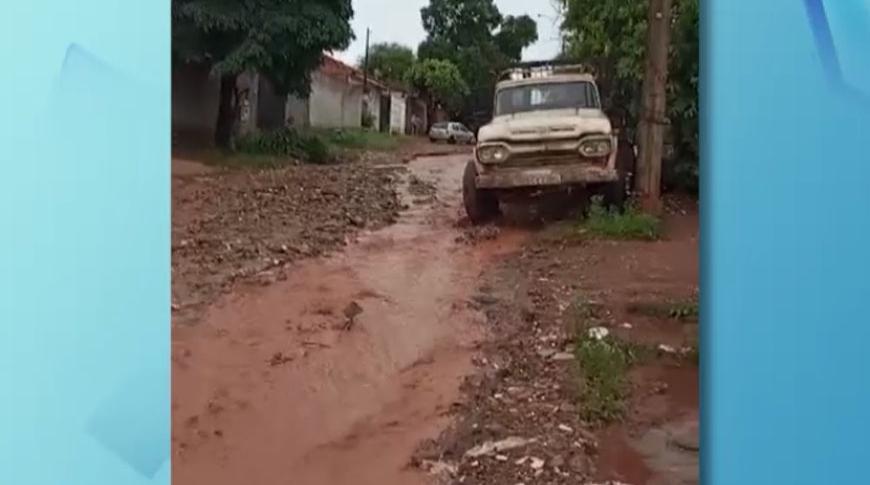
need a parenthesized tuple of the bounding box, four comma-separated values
(364, 90, 381, 130)
(256, 76, 286, 131)
(390, 92, 407, 135)
(285, 94, 309, 127)
(342, 86, 363, 128)
(309, 72, 362, 128)
(407, 97, 428, 135)
(172, 63, 220, 138)
(172, 64, 259, 142)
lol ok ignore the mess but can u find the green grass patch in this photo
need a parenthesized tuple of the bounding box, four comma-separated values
(319, 128, 405, 151)
(234, 127, 405, 166)
(580, 197, 662, 241)
(626, 299, 699, 322)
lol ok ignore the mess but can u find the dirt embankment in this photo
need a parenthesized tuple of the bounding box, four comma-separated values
(414, 199, 699, 485)
(171, 140, 470, 325)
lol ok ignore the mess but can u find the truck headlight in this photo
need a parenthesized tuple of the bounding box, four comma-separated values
(477, 144, 510, 163)
(579, 137, 613, 157)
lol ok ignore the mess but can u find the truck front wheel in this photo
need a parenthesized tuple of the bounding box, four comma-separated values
(462, 161, 500, 224)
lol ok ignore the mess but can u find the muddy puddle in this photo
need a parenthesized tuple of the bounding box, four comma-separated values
(595, 363, 699, 485)
(172, 155, 526, 485)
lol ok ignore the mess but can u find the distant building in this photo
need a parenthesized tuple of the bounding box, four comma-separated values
(171, 55, 416, 146)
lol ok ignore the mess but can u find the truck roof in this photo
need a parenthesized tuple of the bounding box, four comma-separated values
(496, 62, 596, 90)
(496, 73, 596, 90)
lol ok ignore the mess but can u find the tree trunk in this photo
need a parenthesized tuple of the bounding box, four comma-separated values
(214, 73, 238, 149)
(635, 0, 673, 215)
(426, 94, 436, 132)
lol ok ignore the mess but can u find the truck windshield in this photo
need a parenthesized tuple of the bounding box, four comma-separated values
(495, 81, 600, 115)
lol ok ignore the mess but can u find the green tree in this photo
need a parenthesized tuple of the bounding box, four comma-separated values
(172, 0, 355, 148)
(357, 42, 416, 86)
(417, 0, 538, 122)
(560, 0, 698, 192)
(495, 15, 539, 60)
(405, 59, 469, 125)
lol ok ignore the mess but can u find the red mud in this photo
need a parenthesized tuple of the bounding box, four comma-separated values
(172, 155, 526, 485)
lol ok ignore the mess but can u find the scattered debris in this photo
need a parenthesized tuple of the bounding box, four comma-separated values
(420, 459, 458, 477)
(456, 225, 501, 245)
(588, 327, 610, 340)
(472, 293, 500, 306)
(658, 344, 678, 354)
(172, 160, 403, 325)
(342, 301, 364, 331)
(408, 174, 437, 197)
(300, 341, 331, 349)
(268, 352, 293, 367)
(464, 437, 538, 458)
(537, 348, 558, 359)
(551, 352, 576, 362)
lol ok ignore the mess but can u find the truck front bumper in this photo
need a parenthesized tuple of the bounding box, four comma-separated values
(475, 163, 619, 189)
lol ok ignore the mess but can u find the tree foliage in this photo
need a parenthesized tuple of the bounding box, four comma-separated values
(495, 15, 539, 61)
(404, 59, 469, 115)
(417, 0, 538, 123)
(560, 0, 699, 192)
(357, 42, 416, 86)
(172, 0, 355, 146)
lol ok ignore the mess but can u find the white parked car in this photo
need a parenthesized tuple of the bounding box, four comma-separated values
(429, 122, 476, 144)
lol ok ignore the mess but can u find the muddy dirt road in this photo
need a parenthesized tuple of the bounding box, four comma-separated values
(172, 154, 525, 485)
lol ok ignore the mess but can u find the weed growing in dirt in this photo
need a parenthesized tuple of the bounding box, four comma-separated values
(626, 299, 699, 322)
(575, 337, 635, 423)
(580, 197, 662, 241)
(568, 298, 653, 424)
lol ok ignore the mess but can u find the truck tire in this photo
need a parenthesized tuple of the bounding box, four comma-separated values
(463, 161, 500, 224)
(602, 140, 637, 211)
(602, 178, 627, 211)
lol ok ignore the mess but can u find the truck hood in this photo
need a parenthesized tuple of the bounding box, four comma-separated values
(477, 109, 612, 143)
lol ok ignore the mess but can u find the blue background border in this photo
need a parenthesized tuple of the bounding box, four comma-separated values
(1, 1, 170, 484)
(3, 0, 870, 483)
(705, 0, 870, 483)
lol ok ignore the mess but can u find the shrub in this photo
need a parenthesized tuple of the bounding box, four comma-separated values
(236, 128, 334, 164)
(581, 197, 662, 241)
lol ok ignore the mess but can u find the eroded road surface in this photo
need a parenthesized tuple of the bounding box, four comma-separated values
(172, 154, 525, 485)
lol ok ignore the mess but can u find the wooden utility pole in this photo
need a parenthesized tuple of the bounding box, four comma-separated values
(635, 0, 673, 214)
(362, 28, 371, 93)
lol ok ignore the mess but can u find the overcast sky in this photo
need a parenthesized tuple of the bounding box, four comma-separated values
(333, 0, 563, 66)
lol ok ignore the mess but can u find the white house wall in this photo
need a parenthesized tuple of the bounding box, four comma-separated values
(390, 92, 407, 135)
(307, 72, 368, 129)
(341, 87, 363, 128)
(285, 94, 309, 127)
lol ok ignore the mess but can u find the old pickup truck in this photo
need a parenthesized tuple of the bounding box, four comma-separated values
(463, 62, 633, 223)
